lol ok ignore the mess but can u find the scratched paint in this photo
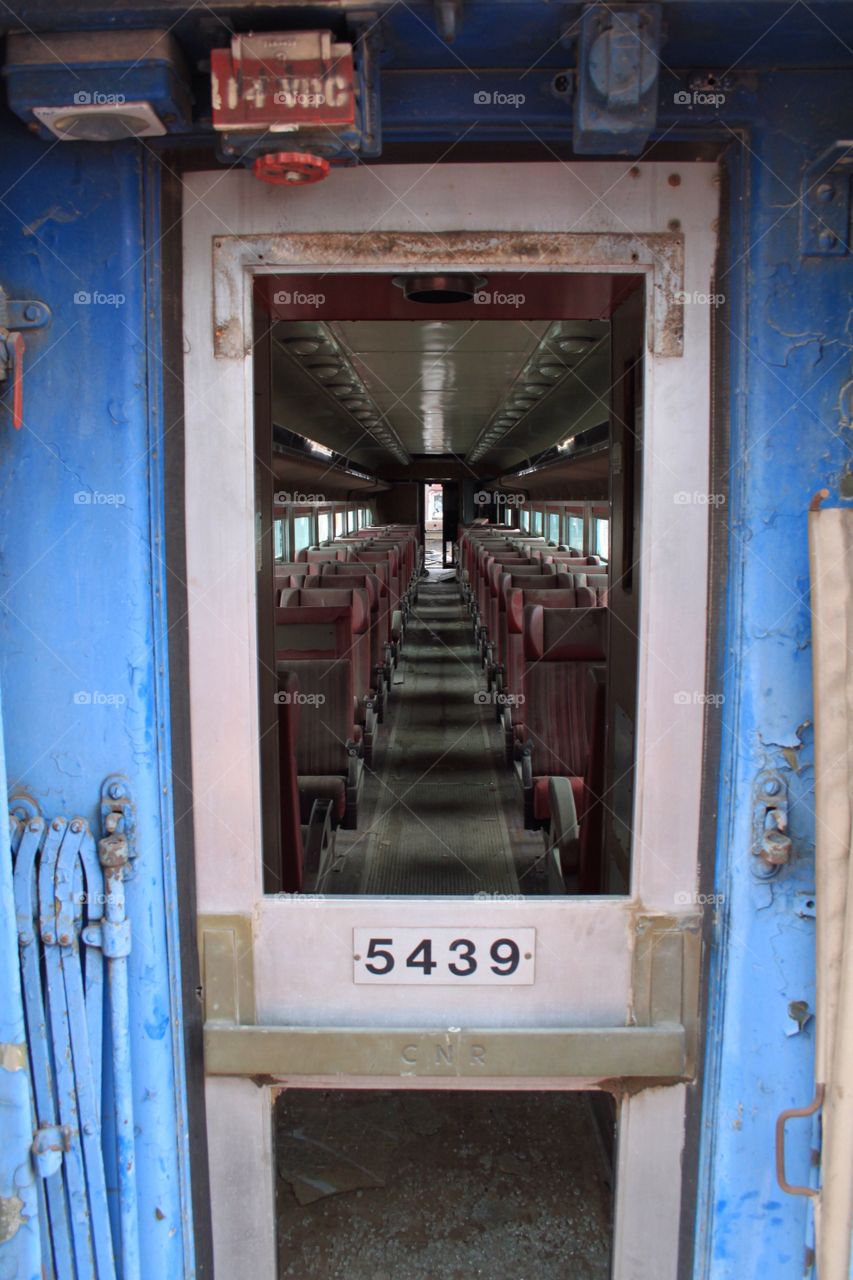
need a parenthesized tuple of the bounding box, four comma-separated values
(695, 72, 853, 1279)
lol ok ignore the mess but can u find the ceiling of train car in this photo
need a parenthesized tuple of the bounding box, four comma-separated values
(270, 317, 611, 472)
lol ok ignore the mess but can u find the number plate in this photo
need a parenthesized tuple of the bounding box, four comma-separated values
(353, 928, 536, 986)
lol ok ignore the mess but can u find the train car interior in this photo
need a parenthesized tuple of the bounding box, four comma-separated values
(255, 270, 644, 900)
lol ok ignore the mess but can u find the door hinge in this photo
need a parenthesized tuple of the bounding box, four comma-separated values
(0, 285, 51, 431)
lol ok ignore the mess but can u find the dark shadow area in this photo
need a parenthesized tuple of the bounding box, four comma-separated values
(275, 1088, 614, 1279)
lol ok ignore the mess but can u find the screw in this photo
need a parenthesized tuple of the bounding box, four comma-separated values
(816, 183, 835, 203)
(109, 782, 123, 800)
(28, 820, 41, 832)
(70, 819, 83, 833)
(818, 229, 837, 250)
(52, 819, 64, 831)
(23, 304, 40, 321)
(764, 778, 780, 796)
(83, 1121, 95, 1136)
(59, 934, 70, 946)
(668, 173, 681, 187)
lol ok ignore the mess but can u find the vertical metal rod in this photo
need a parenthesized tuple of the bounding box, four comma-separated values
(0, 689, 43, 1279)
(101, 841, 140, 1280)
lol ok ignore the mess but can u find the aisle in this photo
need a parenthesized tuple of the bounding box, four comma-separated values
(339, 580, 521, 895)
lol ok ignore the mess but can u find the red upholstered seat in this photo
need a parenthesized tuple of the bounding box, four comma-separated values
(500, 586, 596, 762)
(517, 604, 607, 834)
(274, 605, 364, 828)
(305, 570, 388, 719)
(278, 586, 377, 763)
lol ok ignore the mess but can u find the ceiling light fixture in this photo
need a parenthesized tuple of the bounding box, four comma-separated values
(392, 273, 487, 304)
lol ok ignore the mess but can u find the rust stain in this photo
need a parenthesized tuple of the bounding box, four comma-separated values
(0, 1041, 27, 1072)
(0, 1193, 25, 1244)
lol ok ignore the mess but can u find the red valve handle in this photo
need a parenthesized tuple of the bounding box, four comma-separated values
(10, 331, 24, 430)
(0, 329, 25, 430)
(252, 152, 330, 186)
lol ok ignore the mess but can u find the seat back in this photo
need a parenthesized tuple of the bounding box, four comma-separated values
(279, 657, 354, 777)
(574, 571, 609, 606)
(353, 551, 402, 612)
(274, 562, 312, 591)
(504, 584, 595, 713)
(521, 605, 607, 778)
(278, 588, 371, 702)
(539, 551, 602, 567)
(305, 572, 382, 676)
(295, 545, 350, 564)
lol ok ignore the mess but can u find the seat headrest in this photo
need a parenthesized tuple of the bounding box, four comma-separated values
(307, 573, 378, 608)
(274, 605, 353, 657)
(507, 585, 594, 632)
(280, 587, 369, 633)
(523, 605, 607, 661)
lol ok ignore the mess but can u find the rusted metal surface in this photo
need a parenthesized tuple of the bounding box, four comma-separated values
(212, 230, 684, 360)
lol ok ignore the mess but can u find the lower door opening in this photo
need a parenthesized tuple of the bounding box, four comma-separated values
(275, 1089, 615, 1279)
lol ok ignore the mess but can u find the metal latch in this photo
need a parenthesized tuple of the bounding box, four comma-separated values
(0, 286, 51, 430)
(31, 1124, 72, 1179)
(752, 769, 792, 875)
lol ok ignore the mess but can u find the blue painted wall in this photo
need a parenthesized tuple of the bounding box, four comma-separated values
(0, 124, 194, 1276)
(697, 72, 853, 1278)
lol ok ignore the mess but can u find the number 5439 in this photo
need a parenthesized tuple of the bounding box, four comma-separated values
(353, 928, 536, 986)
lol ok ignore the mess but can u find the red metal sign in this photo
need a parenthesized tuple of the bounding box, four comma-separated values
(211, 31, 356, 132)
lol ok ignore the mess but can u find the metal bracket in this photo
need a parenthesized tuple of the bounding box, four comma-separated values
(0, 295, 51, 331)
(752, 769, 792, 876)
(800, 141, 853, 256)
(82, 918, 132, 958)
(574, 3, 662, 155)
(31, 1124, 72, 1180)
(632, 912, 701, 1076)
(100, 774, 136, 864)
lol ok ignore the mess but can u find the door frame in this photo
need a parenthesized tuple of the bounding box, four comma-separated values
(180, 162, 719, 1279)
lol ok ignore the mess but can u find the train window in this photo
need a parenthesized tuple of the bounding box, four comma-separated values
(520, 507, 530, 531)
(566, 513, 585, 552)
(318, 511, 332, 543)
(273, 518, 286, 562)
(593, 516, 610, 559)
(360, 507, 372, 528)
(293, 514, 313, 555)
(532, 509, 543, 534)
(347, 509, 357, 532)
(334, 510, 345, 536)
(546, 512, 560, 543)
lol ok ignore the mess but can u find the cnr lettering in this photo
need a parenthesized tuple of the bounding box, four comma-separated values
(400, 1042, 487, 1068)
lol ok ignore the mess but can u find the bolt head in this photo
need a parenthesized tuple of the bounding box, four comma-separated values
(764, 778, 780, 796)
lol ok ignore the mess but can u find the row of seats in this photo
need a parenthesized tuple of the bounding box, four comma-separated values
(458, 523, 609, 894)
(273, 525, 424, 892)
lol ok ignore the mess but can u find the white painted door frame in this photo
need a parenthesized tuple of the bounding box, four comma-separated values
(181, 161, 718, 1280)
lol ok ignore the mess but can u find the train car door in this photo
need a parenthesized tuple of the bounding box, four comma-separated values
(180, 161, 718, 1279)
